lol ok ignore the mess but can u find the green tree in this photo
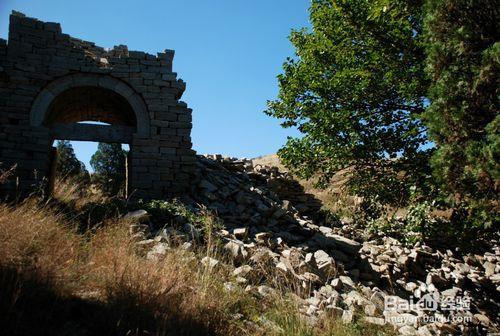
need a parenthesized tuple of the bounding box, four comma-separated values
(266, 0, 431, 206)
(90, 143, 127, 196)
(55, 140, 88, 179)
(423, 0, 499, 226)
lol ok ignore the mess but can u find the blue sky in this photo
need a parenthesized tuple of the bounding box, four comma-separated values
(0, 0, 308, 169)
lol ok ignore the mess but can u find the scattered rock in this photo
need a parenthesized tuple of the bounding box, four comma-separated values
(364, 316, 386, 326)
(135, 154, 500, 334)
(224, 240, 248, 262)
(327, 234, 361, 254)
(201, 256, 219, 269)
(257, 285, 276, 297)
(331, 278, 342, 290)
(124, 210, 149, 223)
(399, 325, 418, 335)
(233, 227, 248, 239)
(233, 265, 253, 277)
(342, 309, 354, 324)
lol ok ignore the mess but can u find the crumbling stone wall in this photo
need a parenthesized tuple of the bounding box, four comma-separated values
(0, 11, 195, 199)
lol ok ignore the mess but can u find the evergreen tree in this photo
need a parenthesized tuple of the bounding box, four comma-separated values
(424, 0, 499, 226)
(55, 140, 87, 179)
(90, 143, 127, 196)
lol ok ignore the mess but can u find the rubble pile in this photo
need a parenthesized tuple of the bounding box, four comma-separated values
(131, 155, 499, 335)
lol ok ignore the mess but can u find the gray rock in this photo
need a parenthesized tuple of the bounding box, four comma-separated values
(124, 210, 149, 223)
(325, 305, 343, 318)
(319, 226, 333, 235)
(342, 309, 354, 324)
(199, 179, 217, 192)
(254, 232, 272, 244)
(301, 272, 322, 284)
(329, 249, 349, 263)
(224, 240, 248, 262)
(474, 313, 490, 326)
(328, 234, 361, 254)
(339, 275, 355, 288)
(399, 326, 417, 335)
(483, 261, 495, 277)
(201, 256, 219, 268)
(224, 282, 237, 292)
(441, 287, 461, 298)
(314, 250, 336, 274)
(276, 261, 288, 273)
(233, 227, 248, 239)
(331, 278, 343, 290)
(405, 282, 418, 292)
(272, 207, 287, 219)
(257, 285, 276, 297)
(364, 303, 378, 316)
(490, 273, 500, 283)
(416, 326, 433, 336)
(364, 316, 386, 326)
(426, 272, 448, 288)
(183, 223, 201, 239)
(136, 239, 155, 248)
(344, 290, 368, 307)
(250, 247, 278, 263)
(233, 265, 253, 277)
(146, 242, 169, 260)
(282, 200, 292, 210)
(235, 276, 247, 284)
(257, 316, 284, 333)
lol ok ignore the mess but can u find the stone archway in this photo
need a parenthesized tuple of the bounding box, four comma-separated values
(0, 12, 195, 200)
(29, 74, 152, 198)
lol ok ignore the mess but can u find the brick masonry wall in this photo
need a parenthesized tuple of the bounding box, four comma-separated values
(0, 11, 196, 200)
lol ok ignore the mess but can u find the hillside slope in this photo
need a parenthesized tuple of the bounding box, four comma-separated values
(252, 154, 358, 215)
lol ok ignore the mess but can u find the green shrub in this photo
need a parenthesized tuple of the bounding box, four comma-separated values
(368, 201, 439, 246)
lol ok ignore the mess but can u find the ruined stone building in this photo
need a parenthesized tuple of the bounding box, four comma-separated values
(0, 11, 195, 199)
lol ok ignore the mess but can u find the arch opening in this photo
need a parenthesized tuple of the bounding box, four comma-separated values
(30, 74, 151, 137)
(28, 76, 148, 199)
(45, 86, 137, 128)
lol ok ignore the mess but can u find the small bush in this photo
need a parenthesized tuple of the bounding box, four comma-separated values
(368, 201, 438, 245)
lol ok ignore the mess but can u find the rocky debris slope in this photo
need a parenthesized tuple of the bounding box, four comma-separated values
(130, 155, 499, 335)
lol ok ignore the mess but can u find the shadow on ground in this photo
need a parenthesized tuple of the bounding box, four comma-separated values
(0, 265, 218, 336)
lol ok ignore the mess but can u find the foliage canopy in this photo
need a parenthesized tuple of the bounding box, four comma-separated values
(424, 0, 499, 226)
(266, 0, 431, 206)
(90, 143, 127, 196)
(55, 140, 88, 180)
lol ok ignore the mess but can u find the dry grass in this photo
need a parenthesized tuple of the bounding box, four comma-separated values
(53, 177, 108, 209)
(0, 199, 82, 285)
(0, 200, 244, 335)
(0, 164, 16, 184)
(0, 179, 394, 336)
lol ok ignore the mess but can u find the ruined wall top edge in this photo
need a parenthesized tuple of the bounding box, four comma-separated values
(3, 11, 176, 69)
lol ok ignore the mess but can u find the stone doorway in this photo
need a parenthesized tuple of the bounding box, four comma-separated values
(33, 77, 147, 199)
(0, 12, 196, 200)
(50, 139, 130, 199)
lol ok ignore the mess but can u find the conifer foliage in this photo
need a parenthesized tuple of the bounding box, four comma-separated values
(90, 143, 127, 196)
(424, 0, 499, 225)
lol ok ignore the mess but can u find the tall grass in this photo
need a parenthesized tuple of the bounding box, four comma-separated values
(0, 179, 394, 336)
(0, 200, 244, 335)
